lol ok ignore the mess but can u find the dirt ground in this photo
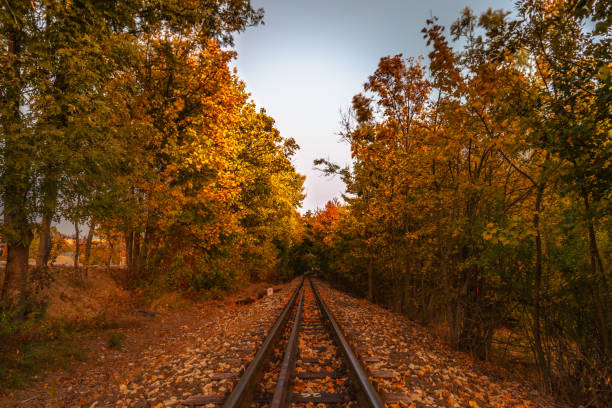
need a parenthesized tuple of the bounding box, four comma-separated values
(1, 266, 287, 407)
(316, 280, 560, 408)
(1, 273, 561, 408)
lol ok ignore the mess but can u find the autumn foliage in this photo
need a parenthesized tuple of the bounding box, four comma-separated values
(309, 1, 611, 406)
(0, 1, 303, 304)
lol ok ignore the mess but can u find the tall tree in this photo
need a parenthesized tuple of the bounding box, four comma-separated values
(0, 0, 265, 307)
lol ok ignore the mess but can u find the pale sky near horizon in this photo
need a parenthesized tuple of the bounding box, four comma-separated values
(232, 0, 515, 212)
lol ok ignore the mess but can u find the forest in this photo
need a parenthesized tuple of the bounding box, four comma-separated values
(0, 0, 304, 391)
(304, 1, 610, 406)
(0, 0, 304, 305)
(1, 0, 610, 407)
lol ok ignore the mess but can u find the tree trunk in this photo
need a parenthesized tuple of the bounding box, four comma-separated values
(367, 254, 373, 301)
(533, 181, 550, 389)
(580, 186, 609, 356)
(140, 223, 153, 273)
(36, 213, 52, 268)
(133, 231, 141, 271)
(36, 175, 59, 269)
(389, 245, 403, 313)
(1, 192, 33, 309)
(439, 202, 459, 347)
(106, 234, 114, 271)
(73, 220, 80, 275)
(125, 229, 133, 269)
(1, 7, 33, 309)
(83, 220, 95, 281)
(1, 239, 31, 309)
(1, 207, 33, 308)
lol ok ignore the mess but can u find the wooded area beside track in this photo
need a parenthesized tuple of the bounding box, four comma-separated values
(297, 2, 611, 406)
(0, 0, 303, 307)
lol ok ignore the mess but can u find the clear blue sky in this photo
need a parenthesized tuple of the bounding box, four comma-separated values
(232, 0, 514, 212)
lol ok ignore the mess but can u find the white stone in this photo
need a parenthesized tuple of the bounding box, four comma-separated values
(163, 397, 178, 406)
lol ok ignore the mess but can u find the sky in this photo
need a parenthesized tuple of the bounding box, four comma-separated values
(232, 0, 514, 212)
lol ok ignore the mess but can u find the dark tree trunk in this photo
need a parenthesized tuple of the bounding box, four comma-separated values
(133, 231, 141, 270)
(36, 176, 58, 269)
(2, 237, 31, 309)
(140, 222, 153, 273)
(2, 209, 33, 308)
(1, 22, 33, 308)
(106, 233, 114, 271)
(36, 213, 52, 269)
(390, 246, 403, 313)
(533, 181, 551, 389)
(439, 202, 459, 347)
(73, 220, 80, 275)
(580, 186, 609, 356)
(83, 220, 95, 281)
(125, 229, 133, 269)
(367, 255, 373, 301)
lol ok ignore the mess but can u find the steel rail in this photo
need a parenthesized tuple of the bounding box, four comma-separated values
(222, 278, 304, 408)
(269, 286, 304, 408)
(309, 277, 385, 408)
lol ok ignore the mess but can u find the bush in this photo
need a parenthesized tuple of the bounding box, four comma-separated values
(0, 300, 86, 389)
(108, 331, 123, 349)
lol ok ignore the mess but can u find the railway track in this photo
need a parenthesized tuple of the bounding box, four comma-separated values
(182, 277, 384, 407)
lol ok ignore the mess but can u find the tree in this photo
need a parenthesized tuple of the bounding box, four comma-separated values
(0, 0, 265, 307)
(310, 3, 610, 404)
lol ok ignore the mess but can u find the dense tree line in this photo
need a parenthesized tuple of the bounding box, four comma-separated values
(0, 1, 303, 308)
(306, 1, 610, 406)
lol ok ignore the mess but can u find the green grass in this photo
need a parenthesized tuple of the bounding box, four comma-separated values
(107, 331, 123, 349)
(0, 306, 92, 390)
(0, 336, 87, 389)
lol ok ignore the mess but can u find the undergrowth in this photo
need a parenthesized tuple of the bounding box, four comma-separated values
(0, 300, 94, 390)
(107, 331, 123, 349)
